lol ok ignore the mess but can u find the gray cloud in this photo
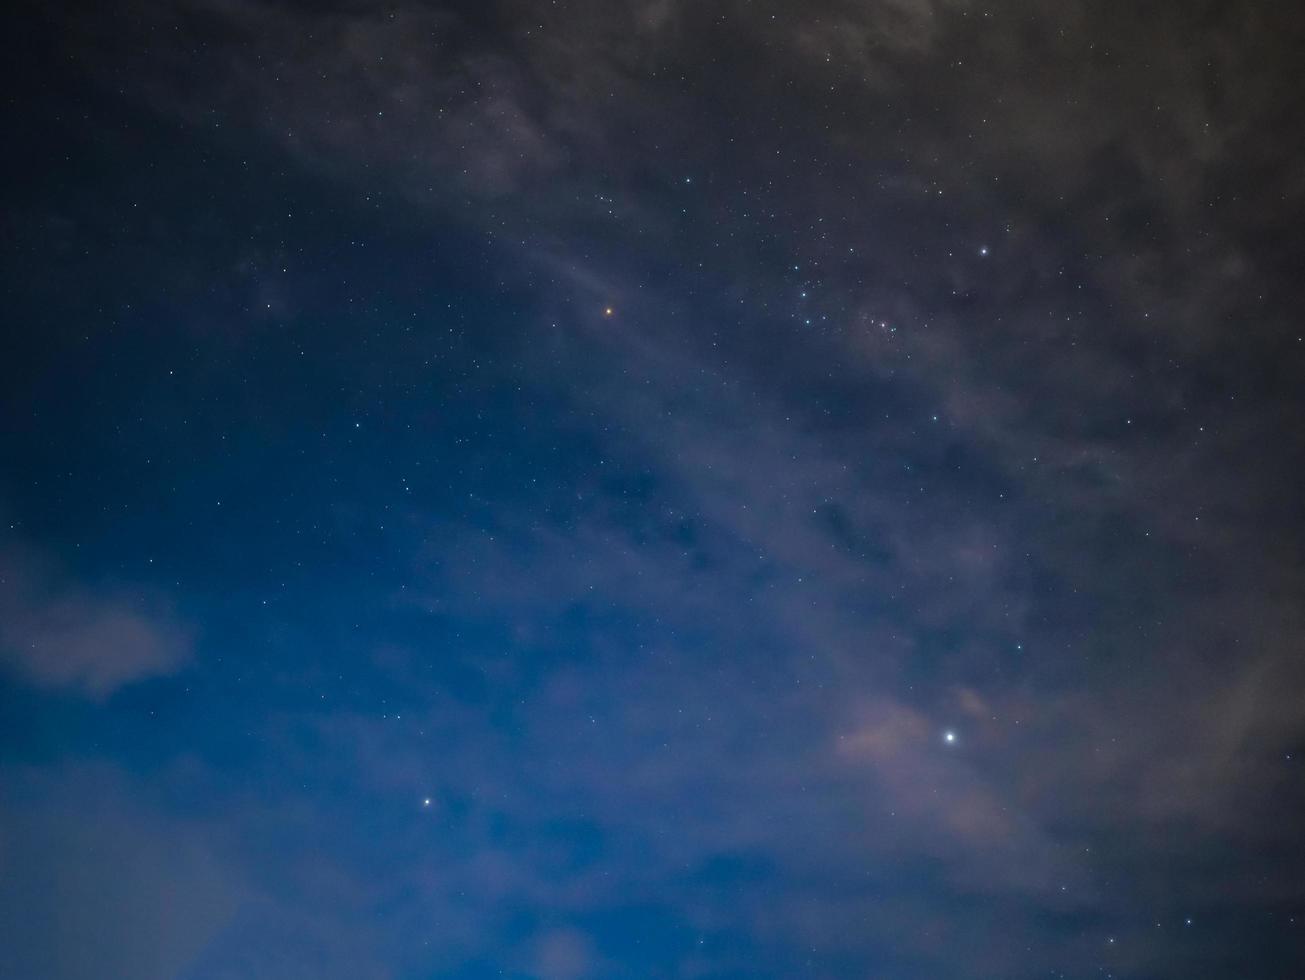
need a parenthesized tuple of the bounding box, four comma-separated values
(0, 542, 192, 697)
(0, 765, 243, 980)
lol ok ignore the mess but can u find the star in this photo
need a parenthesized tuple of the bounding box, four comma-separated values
(943, 730, 957, 744)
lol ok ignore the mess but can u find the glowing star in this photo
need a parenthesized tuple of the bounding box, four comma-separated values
(603, 307, 615, 317)
(422, 798, 432, 808)
(979, 245, 990, 257)
(943, 730, 957, 745)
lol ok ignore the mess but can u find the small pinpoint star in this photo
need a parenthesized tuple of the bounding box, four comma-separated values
(422, 798, 432, 808)
(603, 306, 614, 317)
(943, 730, 957, 745)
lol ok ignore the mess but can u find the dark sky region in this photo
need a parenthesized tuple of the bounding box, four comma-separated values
(3, 2, 1305, 978)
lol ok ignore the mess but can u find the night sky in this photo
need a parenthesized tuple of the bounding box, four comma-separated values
(4, 2, 1305, 978)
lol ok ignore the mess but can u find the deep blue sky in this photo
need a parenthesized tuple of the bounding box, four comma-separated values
(3, 2, 1305, 977)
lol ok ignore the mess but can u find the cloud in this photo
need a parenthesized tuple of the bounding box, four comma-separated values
(63, 0, 572, 201)
(0, 542, 192, 697)
(17, 1, 1305, 974)
(0, 764, 244, 980)
(532, 927, 598, 979)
